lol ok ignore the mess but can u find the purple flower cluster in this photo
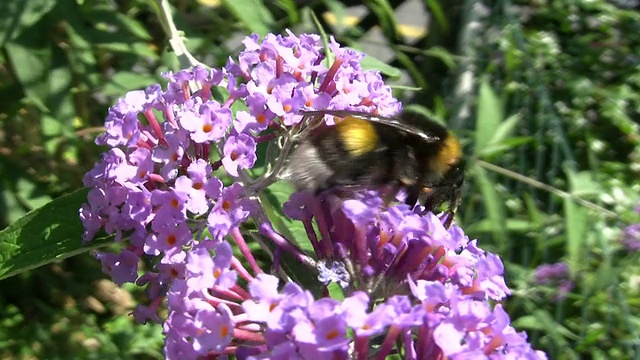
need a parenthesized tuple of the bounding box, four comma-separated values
(532, 262, 573, 302)
(622, 206, 640, 251)
(80, 31, 545, 359)
(241, 192, 544, 359)
(282, 191, 512, 301)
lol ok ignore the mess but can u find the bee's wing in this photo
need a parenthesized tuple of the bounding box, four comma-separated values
(301, 109, 442, 143)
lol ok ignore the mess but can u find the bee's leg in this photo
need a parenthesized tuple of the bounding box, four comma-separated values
(443, 199, 459, 229)
(441, 179, 464, 228)
(404, 185, 421, 209)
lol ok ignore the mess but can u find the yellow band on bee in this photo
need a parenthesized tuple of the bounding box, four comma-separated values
(431, 133, 461, 174)
(336, 117, 379, 156)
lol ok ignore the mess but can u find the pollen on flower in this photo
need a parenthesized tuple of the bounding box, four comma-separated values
(220, 325, 229, 337)
(305, 100, 312, 107)
(230, 151, 239, 161)
(192, 182, 203, 190)
(269, 302, 278, 312)
(461, 280, 482, 295)
(170, 198, 179, 208)
(166, 234, 177, 245)
(138, 170, 147, 179)
(222, 200, 232, 211)
(483, 335, 504, 353)
(214, 268, 222, 279)
(257, 114, 266, 124)
(283, 104, 292, 112)
(326, 329, 340, 340)
(202, 123, 213, 133)
(378, 231, 391, 247)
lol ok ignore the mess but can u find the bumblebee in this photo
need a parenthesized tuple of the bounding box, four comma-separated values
(286, 109, 464, 228)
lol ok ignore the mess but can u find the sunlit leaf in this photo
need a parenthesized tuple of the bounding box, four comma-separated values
(474, 79, 503, 156)
(0, 189, 113, 280)
(0, 0, 57, 45)
(222, 0, 274, 36)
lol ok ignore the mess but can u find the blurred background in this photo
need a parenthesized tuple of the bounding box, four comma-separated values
(1, 0, 639, 358)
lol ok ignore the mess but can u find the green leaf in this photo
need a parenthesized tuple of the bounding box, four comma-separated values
(4, 40, 51, 112)
(433, 96, 446, 119)
(592, 258, 618, 291)
(566, 170, 601, 198)
(0, 0, 57, 45)
(327, 282, 344, 301)
(512, 315, 548, 331)
(471, 164, 507, 242)
(531, 309, 577, 343)
(359, 52, 402, 78)
(477, 113, 520, 157)
(96, 42, 159, 59)
(111, 71, 162, 91)
(0, 189, 113, 280)
(83, 5, 153, 41)
(423, 46, 456, 69)
(13, 177, 52, 212)
(261, 182, 310, 253)
(4, 28, 73, 121)
(423, 0, 448, 31)
(42, 65, 75, 143)
(476, 136, 532, 160)
(523, 193, 544, 226)
(275, 0, 300, 24)
(474, 79, 503, 156)
(564, 171, 589, 274)
(395, 50, 427, 90)
(260, 181, 321, 293)
(221, 0, 275, 36)
(402, 104, 446, 126)
(102, 72, 161, 97)
(112, 12, 153, 41)
(514, 311, 576, 349)
(367, 0, 398, 40)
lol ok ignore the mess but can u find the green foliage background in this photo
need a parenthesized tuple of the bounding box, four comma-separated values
(0, 0, 639, 359)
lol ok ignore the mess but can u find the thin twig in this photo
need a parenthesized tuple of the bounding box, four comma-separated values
(475, 159, 617, 219)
